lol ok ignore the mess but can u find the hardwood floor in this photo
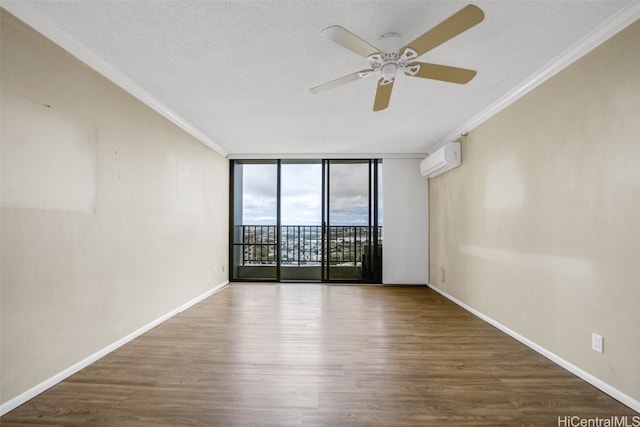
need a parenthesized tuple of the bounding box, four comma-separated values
(2, 284, 637, 426)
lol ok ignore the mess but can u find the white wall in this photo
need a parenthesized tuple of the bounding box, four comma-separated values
(1, 10, 229, 408)
(382, 158, 428, 284)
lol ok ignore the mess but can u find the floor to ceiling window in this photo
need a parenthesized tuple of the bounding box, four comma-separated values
(230, 160, 278, 281)
(230, 159, 382, 283)
(280, 160, 323, 281)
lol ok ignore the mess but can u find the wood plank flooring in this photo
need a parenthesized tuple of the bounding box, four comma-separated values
(2, 284, 637, 426)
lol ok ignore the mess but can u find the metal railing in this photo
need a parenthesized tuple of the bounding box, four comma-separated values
(239, 225, 382, 266)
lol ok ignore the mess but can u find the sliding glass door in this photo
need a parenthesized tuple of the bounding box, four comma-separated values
(230, 161, 278, 281)
(230, 159, 382, 282)
(325, 160, 380, 282)
(280, 160, 323, 281)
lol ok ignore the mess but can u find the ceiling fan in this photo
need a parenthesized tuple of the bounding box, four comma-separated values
(309, 4, 485, 111)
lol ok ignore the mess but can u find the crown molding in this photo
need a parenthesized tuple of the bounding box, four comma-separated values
(228, 153, 427, 160)
(434, 1, 640, 151)
(4, 1, 637, 159)
(1, 1, 229, 157)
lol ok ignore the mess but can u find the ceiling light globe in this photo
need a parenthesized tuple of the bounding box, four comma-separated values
(381, 63, 398, 80)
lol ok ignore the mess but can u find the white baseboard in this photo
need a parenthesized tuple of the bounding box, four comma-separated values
(0, 281, 229, 416)
(427, 283, 640, 413)
(382, 282, 428, 286)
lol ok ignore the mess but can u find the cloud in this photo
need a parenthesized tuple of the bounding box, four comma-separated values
(282, 163, 321, 197)
(242, 164, 277, 195)
(237, 161, 381, 226)
(240, 164, 277, 224)
(329, 162, 370, 199)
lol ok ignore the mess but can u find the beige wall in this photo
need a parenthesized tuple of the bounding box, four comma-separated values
(1, 10, 229, 404)
(430, 20, 640, 403)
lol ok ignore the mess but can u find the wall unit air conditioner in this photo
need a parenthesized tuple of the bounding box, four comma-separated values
(419, 142, 461, 178)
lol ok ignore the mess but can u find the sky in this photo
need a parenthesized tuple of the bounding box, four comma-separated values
(238, 162, 382, 226)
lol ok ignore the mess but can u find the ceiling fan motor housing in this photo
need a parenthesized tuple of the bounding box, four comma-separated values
(368, 48, 418, 85)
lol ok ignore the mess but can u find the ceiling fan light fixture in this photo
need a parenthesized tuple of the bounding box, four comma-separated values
(381, 62, 398, 81)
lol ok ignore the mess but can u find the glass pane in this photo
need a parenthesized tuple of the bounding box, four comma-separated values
(230, 159, 382, 283)
(231, 161, 278, 281)
(329, 161, 369, 226)
(377, 161, 383, 229)
(280, 161, 322, 281)
(373, 160, 383, 282)
(328, 160, 370, 281)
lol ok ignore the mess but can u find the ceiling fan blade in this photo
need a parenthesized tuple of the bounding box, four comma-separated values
(401, 4, 484, 58)
(309, 69, 374, 94)
(321, 25, 383, 58)
(405, 62, 477, 84)
(373, 78, 394, 111)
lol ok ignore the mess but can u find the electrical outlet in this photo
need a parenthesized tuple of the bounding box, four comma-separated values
(440, 268, 446, 282)
(214, 267, 218, 276)
(592, 333, 604, 354)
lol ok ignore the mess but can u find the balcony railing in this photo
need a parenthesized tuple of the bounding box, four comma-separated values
(239, 225, 382, 266)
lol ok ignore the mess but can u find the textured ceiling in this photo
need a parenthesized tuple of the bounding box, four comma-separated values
(3, 1, 636, 157)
